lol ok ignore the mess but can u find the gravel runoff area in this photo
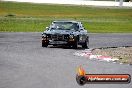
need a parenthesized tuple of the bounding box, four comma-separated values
(92, 47, 132, 64)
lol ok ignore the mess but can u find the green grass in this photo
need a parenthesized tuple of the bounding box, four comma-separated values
(0, 1, 132, 32)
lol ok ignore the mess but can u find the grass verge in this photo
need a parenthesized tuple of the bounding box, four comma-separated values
(0, 1, 132, 32)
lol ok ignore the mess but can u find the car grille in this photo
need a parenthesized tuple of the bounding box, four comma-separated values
(46, 34, 52, 39)
(51, 34, 69, 41)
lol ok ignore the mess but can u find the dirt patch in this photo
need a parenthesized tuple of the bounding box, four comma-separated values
(92, 47, 132, 64)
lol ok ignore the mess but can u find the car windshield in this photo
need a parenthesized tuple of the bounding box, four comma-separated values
(50, 22, 79, 31)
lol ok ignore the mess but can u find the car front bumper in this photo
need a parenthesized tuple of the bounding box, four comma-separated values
(42, 38, 76, 45)
(49, 40, 68, 45)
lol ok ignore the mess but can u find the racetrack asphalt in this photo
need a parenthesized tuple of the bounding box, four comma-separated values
(0, 32, 132, 88)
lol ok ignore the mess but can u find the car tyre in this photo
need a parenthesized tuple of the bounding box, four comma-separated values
(42, 40, 48, 47)
(73, 38, 78, 49)
(82, 37, 89, 49)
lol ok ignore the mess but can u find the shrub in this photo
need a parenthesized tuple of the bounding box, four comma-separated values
(5, 14, 16, 17)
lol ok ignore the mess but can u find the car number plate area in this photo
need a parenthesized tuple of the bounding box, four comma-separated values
(49, 40, 67, 44)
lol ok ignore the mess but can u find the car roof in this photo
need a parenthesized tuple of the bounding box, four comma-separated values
(52, 20, 80, 24)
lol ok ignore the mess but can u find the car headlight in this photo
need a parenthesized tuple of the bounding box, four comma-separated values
(69, 34, 74, 39)
(42, 34, 47, 37)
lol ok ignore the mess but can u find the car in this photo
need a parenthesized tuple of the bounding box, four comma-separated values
(42, 20, 89, 49)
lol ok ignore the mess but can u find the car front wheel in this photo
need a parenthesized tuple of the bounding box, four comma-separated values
(82, 37, 89, 49)
(72, 38, 78, 49)
(42, 40, 48, 47)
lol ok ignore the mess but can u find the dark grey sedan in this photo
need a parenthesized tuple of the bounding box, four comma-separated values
(42, 21, 89, 49)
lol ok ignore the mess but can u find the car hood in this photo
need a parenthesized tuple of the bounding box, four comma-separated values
(44, 30, 76, 35)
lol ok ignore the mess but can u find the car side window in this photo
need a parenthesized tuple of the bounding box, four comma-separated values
(69, 23, 79, 31)
(75, 24, 79, 31)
